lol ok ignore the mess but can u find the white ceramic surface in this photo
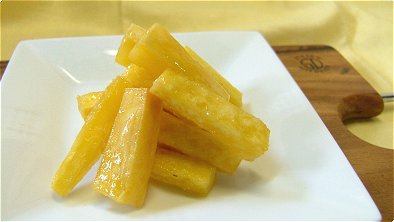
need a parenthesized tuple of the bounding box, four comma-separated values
(1, 32, 381, 220)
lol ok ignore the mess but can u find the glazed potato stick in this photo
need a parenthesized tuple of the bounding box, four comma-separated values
(150, 69, 270, 161)
(77, 93, 241, 174)
(75, 90, 219, 193)
(123, 51, 167, 88)
(77, 91, 102, 119)
(159, 112, 241, 174)
(115, 24, 242, 107)
(52, 22, 271, 208)
(128, 23, 230, 101)
(115, 23, 146, 67)
(74, 63, 163, 120)
(152, 147, 216, 196)
(93, 88, 162, 208)
(71, 88, 219, 195)
(52, 74, 132, 197)
(77, 91, 102, 120)
(185, 46, 243, 107)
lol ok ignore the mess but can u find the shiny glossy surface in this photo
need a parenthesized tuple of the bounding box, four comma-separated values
(77, 92, 221, 193)
(115, 24, 146, 67)
(152, 148, 216, 196)
(150, 69, 270, 161)
(185, 46, 242, 107)
(77, 93, 241, 174)
(129, 23, 230, 101)
(77, 91, 102, 119)
(158, 112, 241, 174)
(52, 75, 131, 197)
(1, 33, 380, 220)
(93, 88, 162, 207)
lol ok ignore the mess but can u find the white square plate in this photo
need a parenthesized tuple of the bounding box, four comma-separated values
(1, 32, 380, 220)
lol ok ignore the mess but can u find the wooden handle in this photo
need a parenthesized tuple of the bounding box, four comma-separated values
(339, 93, 384, 121)
(273, 45, 392, 221)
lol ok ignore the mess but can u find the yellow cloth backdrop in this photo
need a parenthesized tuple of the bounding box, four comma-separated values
(1, 1, 393, 149)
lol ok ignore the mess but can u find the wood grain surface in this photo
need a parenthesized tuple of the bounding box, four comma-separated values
(1, 45, 392, 220)
(274, 45, 393, 221)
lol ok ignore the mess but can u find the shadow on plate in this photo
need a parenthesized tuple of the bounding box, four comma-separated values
(52, 183, 106, 207)
(49, 152, 286, 214)
(215, 152, 281, 191)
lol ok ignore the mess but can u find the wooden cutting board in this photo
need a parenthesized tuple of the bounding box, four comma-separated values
(273, 45, 393, 221)
(1, 45, 392, 220)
